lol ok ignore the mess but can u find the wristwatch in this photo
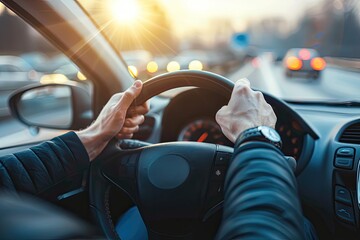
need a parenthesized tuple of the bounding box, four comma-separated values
(235, 126, 282, 149)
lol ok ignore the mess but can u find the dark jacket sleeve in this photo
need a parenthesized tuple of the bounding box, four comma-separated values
(216, 141, 305, 240)
(0, 132, 89, 195)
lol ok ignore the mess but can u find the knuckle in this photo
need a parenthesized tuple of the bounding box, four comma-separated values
(215, 110, 223, 123)
(110, 105, 117, 112)
(272, 111, 277, 122)
(236, 85, 250, 95)
(125, 118, 132, 126)
(144, 102, 150, 111)
(123, 91, 135, 100)
(139, 115, 145, 124)
(112, 93, 122, 99)
(134, 125, 140, 132)
(121, 128, 130, 134)
(255, 91, 264, 100)
(215, 115, 220, 124)
(123, 92, 130, 99)
(266, 103, 273, 111)
(129, 107, 136, 116)
(117, 112, 125, 122)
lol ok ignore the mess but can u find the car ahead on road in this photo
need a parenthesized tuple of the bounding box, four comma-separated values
(1, 1, 360, 240)
(284, 48, 326, 79)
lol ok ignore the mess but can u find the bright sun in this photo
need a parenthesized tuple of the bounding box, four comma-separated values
(109, 0, 140, 23)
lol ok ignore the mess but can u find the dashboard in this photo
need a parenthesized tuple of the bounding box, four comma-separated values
(134, 87, 360, 240)
(160, 88, 310, 162)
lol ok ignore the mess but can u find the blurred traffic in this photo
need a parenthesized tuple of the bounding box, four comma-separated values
(0, 53, 90, 118)
(284, 48, 326, 79)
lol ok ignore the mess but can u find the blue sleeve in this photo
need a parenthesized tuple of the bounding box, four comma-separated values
(0, 132, 89, 195)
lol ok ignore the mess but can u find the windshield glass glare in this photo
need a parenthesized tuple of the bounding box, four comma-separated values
(78, 0, 360, 102)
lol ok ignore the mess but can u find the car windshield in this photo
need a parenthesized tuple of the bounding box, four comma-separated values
(78, 0, 360, 102)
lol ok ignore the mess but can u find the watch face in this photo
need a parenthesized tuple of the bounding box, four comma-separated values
(259, 126, 281, 142)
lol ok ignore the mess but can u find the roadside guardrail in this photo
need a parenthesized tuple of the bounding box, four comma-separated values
(325, 57, 360, 71)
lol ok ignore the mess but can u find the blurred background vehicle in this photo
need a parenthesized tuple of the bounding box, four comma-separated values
(171, 50, 208, 71)
(20, 52, 48, 72)
(0, 55, 40, 118)
(0, 55, 39, 82)
(53, 63, 88, 82)
(284, 48, 326, 79)
(121, 50, 153, 79)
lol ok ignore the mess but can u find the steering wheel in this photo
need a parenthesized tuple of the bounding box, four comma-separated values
(89, 70, 261, 239)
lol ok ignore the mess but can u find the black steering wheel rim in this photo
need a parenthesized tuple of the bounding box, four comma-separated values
(133, 70, 234, 105)
(90, 70, 305, 239)
(89, 70, 237, 239)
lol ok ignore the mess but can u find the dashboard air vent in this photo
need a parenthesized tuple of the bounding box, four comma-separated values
(339, 122, 360, 144)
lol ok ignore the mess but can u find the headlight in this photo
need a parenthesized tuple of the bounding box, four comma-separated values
(40, 74, 69, 84)
(147, 61, 158, 73)
(188, 60, 203, 70)
(167, 61, 180, 72)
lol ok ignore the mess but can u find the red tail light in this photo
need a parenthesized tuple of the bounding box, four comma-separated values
(286, 56, 302, 71)
(299, 49, 311, 60)
(311, 57, 326, 71)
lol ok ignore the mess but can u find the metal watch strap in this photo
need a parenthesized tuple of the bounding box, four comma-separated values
(235, 126, 282, 149)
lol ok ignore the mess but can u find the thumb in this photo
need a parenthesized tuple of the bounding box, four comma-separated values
(116, 80, 143, 111)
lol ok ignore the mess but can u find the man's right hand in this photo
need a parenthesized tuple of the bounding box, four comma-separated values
(77, 80, 149, 161)
(215, 78, 277, 143)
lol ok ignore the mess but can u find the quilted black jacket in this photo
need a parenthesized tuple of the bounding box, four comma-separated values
(0, 132, 89, 195)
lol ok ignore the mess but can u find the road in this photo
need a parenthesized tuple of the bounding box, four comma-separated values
(0, 87, 73, 148)
(0, 107, 70, 149)
(227, 54, 360, 101)
(0, 115, 66, 149)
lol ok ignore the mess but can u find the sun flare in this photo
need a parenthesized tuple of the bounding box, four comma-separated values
(108, 0, 140, 23)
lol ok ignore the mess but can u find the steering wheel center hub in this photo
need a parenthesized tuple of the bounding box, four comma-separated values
(148, 154, 190, 189)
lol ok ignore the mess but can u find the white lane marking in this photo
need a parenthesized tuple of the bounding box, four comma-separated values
(227, 54, 282, 96)
(258, 54, 282, 96)
(228, 62, 256, 81)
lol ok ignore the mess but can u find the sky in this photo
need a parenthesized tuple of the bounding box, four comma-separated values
(160, 0, 325, 38)
(77, 0, 359, 49)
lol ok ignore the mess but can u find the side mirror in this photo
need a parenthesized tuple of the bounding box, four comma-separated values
(8, 83, 93, 130)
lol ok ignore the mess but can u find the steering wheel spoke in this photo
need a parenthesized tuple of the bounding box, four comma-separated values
(202, 146, 233, 220)
(101, 150, 140, 199)
(89, 71, 240, 239)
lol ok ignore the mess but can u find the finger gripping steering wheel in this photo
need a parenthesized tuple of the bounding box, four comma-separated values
(90, 70, 239, 239)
